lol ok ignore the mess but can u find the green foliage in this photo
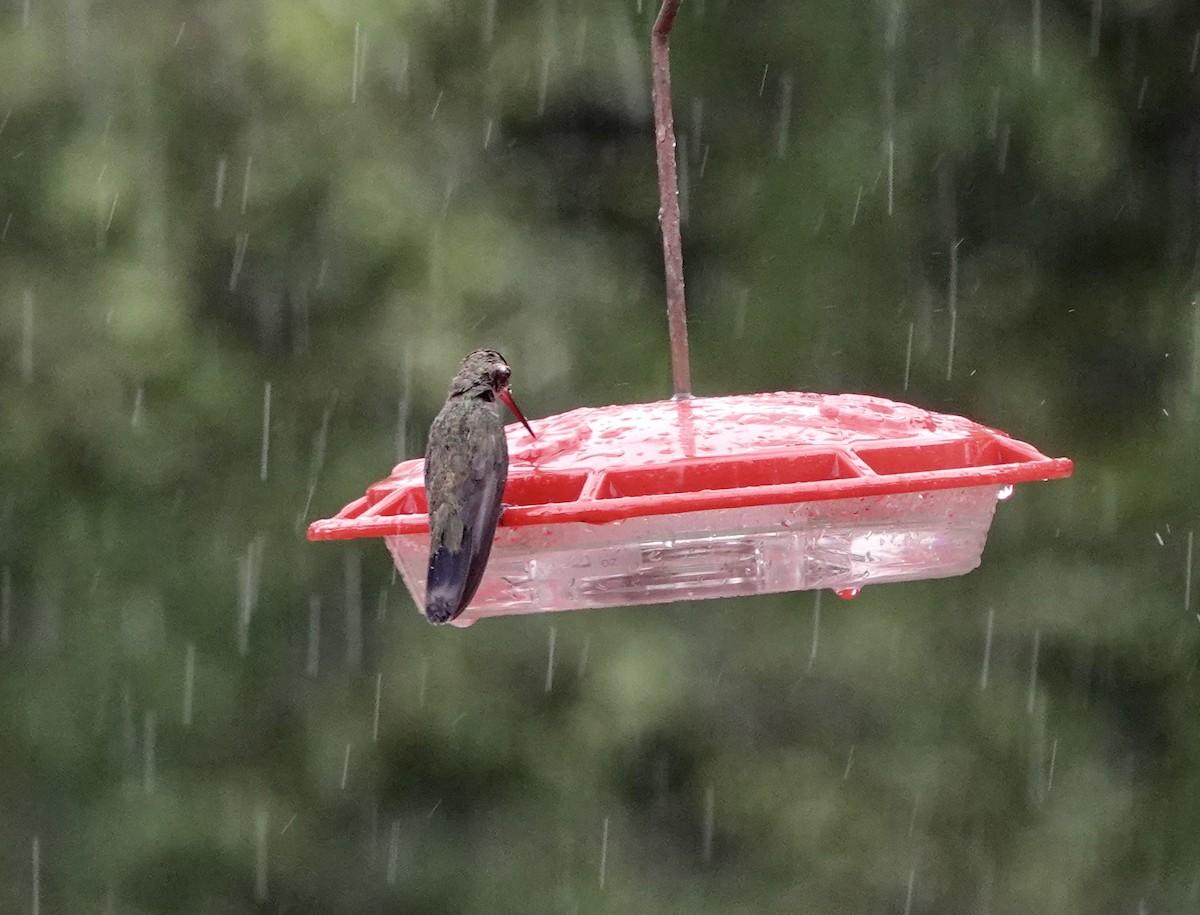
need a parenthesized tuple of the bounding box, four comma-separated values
(2, 0, 1200, 911)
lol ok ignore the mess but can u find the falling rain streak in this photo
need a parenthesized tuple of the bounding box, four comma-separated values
(228, 233, 248, 290)
(183, 642, 195, 727)
(386, 819, 401, 885)
(372, 672, 382, 742)
(1027, 628, 1041, 714)
(21, 289, 34, 382)
(306, 596, 320, 677)
(545, 625, 557, 693)
(702, 785, 715, 863)
(1, 566, 10, 646)
(903, 321, 914, 391)
(240, 156, 253, 213)
(946, 240, 959, 381)
(776, 72, 793, 159)
(1030, 0, 1041, 77)
(237, 536, 264, 655)
(345, 548, 362, 671)
(213, 156, 227, 209)
(254, 806, 269, 902)
(1089, 0, 1102, 58)
(599, 816, 610, 889)
(260, 381, 271, 481)
(143, 711, 156, 795)
(31, 836, 39, 915)
(980, 607, 994, 689)
(1186, 530, 1194, 617)
(808, 590, 821, 670)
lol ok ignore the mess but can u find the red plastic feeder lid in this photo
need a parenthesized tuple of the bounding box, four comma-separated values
(308, 391, 1073, 541)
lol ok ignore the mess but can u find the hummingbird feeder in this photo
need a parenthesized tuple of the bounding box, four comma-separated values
(307, 1, 1072, 626)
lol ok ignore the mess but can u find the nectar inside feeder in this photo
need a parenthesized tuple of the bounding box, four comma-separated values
(307, 391, 1073, 627)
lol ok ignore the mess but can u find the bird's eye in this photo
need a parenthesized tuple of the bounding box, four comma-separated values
(494, 366, 511, 386)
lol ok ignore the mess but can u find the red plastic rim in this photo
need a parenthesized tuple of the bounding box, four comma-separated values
(308, 392, 1073, 541)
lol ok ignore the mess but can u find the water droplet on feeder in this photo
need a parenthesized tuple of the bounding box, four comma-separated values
(835, 587, 860, 600)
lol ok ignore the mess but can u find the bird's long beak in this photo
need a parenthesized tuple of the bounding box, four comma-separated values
(499, 388, 535, 439)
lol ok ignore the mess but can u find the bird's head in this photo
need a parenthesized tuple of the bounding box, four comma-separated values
(450, 348, 535, 437)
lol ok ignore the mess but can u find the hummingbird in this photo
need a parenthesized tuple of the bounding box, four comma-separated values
(423, 348, 535, 624)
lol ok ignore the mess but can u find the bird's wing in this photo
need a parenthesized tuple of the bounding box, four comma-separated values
(425, 425, 507, 624)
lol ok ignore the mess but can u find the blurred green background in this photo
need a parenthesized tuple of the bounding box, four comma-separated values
(2, 0, 1199, 911)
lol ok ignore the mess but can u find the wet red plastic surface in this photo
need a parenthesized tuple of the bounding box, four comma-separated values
(307, 392, 1073, 541)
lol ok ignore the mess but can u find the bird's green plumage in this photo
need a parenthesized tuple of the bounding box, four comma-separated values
(423, 349, 516, 624)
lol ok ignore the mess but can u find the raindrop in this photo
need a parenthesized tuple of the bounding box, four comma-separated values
(599, 816, 610, 889)
(997, 483, 1014, 501)
(259, 380, 271, 481)
(430, 90, 443, 120)
(240, 155, 253, 214)
(0, 108, 9, 137)
(173, 21, 186, 46)
(1030, 0, 1041, 77)
(835, 587, 860, 600)
(1154, 531, 1164, 546)
(1192, 31, 1200, 73)
(1, 212, 12, 241)
(21, 289, 33, 383)
(758, 63, 769, 97)
(537, 54, 552, 116)
(340, 743, 351, 790)
(575, 16, 587, 64)
(903, 321, 914, 391)
(306, 595, 320, 677)
(142, 710, 156, 795)
(345, 548, 363, 671)
(980, 607, 994, 690)
(30, 836, 39, 915)
(131, 385, 144, 427)
(946, 239, 959, 381)
(577, 635, 590, 678)
(1027, 628, 1040, 714)
(386, 819, 401, 885)
(775, 72, 793, 159)
(1185, 529, 1193, 616)
(1089, 0, 1102, 58)
(0, 565, 11, 647)
(843, 745, 855, 779)
(807, 590, 821, 669)
(481, 0, 497, 45)
(997, 124, 1010, 173)
(300, 399, 335, 527)
(228, 233, 249, 291)
(372, 671, 382, 742)
(351, 22, 362, 103)
(701, 785, 715, 863)
(886, 136, 895, 216)
(253, 806, 269, 902)
(236, 536, 263, 655)
(903, 866, 916, 915)
(182, 642, 195, 726)
(851, 185, 863, 226)
(1136, 76, 1148, 109)
(396, 352, 412, 459)
(1046, 737, 1058, 792)
(544, 625, 557, 693)
(213, 156, 227, 209)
